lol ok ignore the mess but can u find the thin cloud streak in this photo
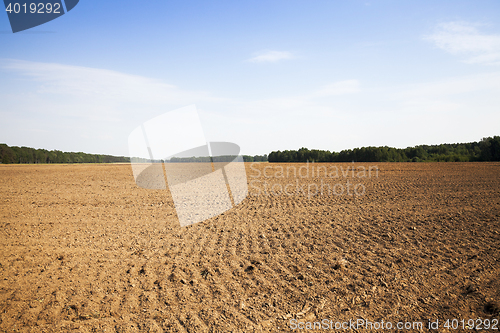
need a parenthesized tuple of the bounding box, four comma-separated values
(312, 80, 360, 97)
(247, 51, 294, 63)
(424, 21, 500, 65)
(2, 59, 222, 105)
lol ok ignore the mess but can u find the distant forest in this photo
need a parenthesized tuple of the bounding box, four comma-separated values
(268, 136, 500, 163)
(0, 144, 130, 164)
(0, 143, 268, 164)
(2, 136, 499, 164)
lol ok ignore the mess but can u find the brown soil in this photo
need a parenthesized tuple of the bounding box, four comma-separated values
(1, 162, 499, 332)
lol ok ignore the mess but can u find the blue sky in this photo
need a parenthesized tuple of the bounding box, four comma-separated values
(1, 0, 500, 156)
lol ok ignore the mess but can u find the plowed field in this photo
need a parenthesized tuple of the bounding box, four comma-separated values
(1, 163, 499, 332)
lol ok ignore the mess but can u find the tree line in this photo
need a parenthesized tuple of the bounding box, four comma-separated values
(3, 136, 499, 164)
(0, 143, 268, 164)
(0, 144, 130, 164)
(268, 136, 500, 163)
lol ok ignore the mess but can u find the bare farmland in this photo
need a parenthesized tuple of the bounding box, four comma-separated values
(0, 163, 499, 332)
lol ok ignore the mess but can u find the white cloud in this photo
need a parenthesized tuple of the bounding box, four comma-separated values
(397, 72, 500, 98)
(247, 50, 293, 63)
(2, 59, 221, 106)
(214, 79, 360, 119)
(312, 80, 360, 97)
(425, 21, 500, 65)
